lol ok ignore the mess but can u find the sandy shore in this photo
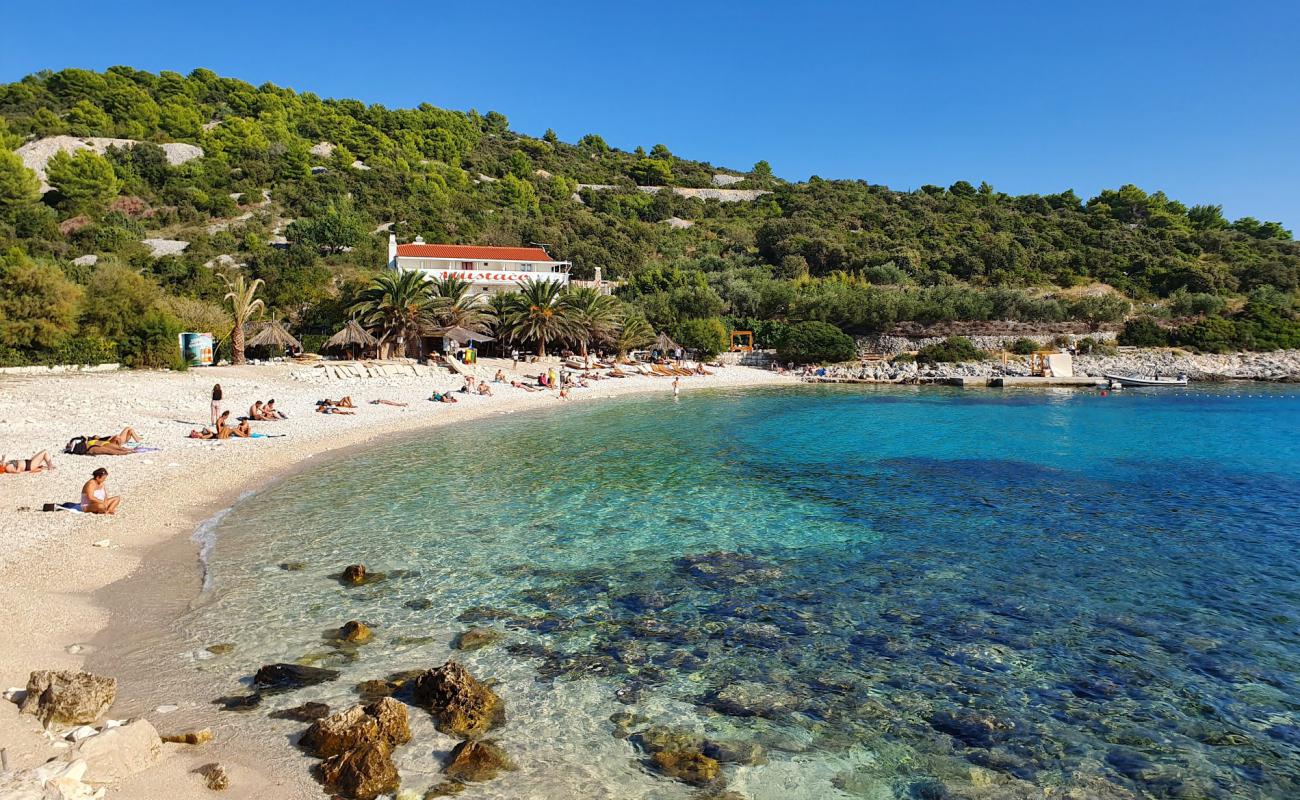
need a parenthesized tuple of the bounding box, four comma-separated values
(0, 359, 795, 798)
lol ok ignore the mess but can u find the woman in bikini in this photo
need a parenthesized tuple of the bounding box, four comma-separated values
(81, 467, 121, 514)
(2, 450, 57, 474)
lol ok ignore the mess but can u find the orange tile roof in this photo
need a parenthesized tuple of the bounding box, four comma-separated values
(395, 243, 557, 262)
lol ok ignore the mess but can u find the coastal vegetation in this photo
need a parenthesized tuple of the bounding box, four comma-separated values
(1, 67, 1299, 366)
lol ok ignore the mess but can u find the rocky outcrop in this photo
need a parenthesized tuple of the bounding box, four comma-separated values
(20, 670, 117, 727)
(442, 740, 516, 783)
(412, 662, 504, 738)
(76, 719, 163, 783)
(301, 698, 410, 758)
(318, 741, 399, 800)
(15, 135, 203, 191)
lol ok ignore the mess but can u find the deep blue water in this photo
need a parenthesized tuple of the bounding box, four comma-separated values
(190, 385, 1300, 799)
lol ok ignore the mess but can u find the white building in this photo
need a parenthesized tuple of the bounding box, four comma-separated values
(388, 235, 570, 296)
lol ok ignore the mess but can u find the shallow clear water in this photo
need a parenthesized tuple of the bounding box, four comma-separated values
(186, 385, 1300, 799)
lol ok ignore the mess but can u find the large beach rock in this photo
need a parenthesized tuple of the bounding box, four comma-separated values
(76, 718, 163, 783)
(20, 670, 117, 727)
(253, 663, 340, 691)
(318, 740, 399, 800)
(412, 661, 503, 738)
(302, 698, 409, 758)
(339, 621, 373, 644)
(442, 740, 516, 783)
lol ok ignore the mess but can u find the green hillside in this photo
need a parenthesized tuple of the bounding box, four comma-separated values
(1, 66, 1298, 366)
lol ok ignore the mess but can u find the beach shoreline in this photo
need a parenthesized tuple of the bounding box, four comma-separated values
(0, 360, 797, 798)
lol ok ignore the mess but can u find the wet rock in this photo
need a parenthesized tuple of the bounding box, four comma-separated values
(424, 781, 466, 796)
(706, 681, 797, 718)
(270, 701, 330, 721)
(453, 628, 502, 651)
(162, 728, 213, 745)
(77, 718, 163, 783)
(630, 725, 706, 755)
(356, 679, 398, 702)
(442, 739, 517, 783)
(455, 606, 517, 623)
(930, 709, 1015, 747)
(339, 621, 373, 644)
(341, 564, 368, 584)
(898, 777, 953, 799)
(205, 643, 235, 656)
(412, 661, 504, 738)
(609, 711, 649, 739)
(676, 551, 782, 586)
(279, 561, 305, 571)
(319, 740, 399, 800)
(651, 750, 721, 787)
(253, 663, 341, 691)
(703, 739, 767, 765)
(405, 598, 434, 611)
(197, 762, 230, 790)
(20, 670, 117, 727)
(214, 693, 262, 711)
(302, 698, 410, 758)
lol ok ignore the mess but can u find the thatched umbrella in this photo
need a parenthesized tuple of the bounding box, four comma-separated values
(246, 320, 302, 354)
(655, 331, 680, 355)
(325, 319, 378, 359)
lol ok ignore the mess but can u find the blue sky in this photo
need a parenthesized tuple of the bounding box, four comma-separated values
(3, 0, 1298, 231)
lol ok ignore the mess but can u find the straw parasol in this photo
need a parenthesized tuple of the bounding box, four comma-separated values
(246, 319, 302, 352)
(655, 331, 680, 353)
(325, 319, 378, 358)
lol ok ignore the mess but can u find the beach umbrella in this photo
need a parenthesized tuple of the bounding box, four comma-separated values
(441, 325, 496, 344)
(246, 319, 302, 352)
(655, 331, 680, 353)
(325, 319, 378, 353)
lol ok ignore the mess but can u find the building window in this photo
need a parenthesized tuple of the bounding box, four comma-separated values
(521, 263, 533, 272)
(462, 261, 474, 271)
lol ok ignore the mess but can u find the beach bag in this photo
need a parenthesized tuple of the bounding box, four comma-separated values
(65, 436, 89, 455)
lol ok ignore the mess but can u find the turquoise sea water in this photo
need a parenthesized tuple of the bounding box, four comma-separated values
(187, 385, 1300, 799)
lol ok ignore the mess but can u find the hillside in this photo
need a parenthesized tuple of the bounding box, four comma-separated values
(1, 66, 1298, 366)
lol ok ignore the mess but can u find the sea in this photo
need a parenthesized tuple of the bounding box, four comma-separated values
(181, 384, 1300, 799)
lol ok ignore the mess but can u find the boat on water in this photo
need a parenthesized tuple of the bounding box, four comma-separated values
(1103, 372, 1188, 388)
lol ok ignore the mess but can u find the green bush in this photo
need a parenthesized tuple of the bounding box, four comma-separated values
(675, 317, 729, 360)
(915, 336, 984, 364)
(120, 308, 185, 369)
(1075, 336, 1116, 356)
(1008, 337, 1039, 355)
(300, 334, 328, 354)
(1174, 316, 1236, 354)
(777, 321, 857, 364)
(1118, 317, 1171, 347)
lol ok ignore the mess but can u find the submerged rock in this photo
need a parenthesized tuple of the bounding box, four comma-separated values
(705, 681, 797, 718)
(453, 628, 502, 651)
(703, 739, 767, 765)
(412, 661, 504, 738)
(214, 693, 262, 711)
(270, 701, 330, 721)
(630, 725, 705, 755)
(341, 564, 368, 584)
(279, 561, 305, 571)
(205, 643, 236, 656)
(930, 709, 1015, 748)
(319, 740, 399, 799)
(442, 739, 516, 783)
(253, 663, 341, 691)
(650, 750, 721, 787)
(339, 621, 374, 644)
(20, 670, 117, 727)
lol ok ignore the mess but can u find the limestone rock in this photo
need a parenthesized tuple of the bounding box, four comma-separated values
(442, 740, 516, 783)
(452, 628, 501, 651)
(197, 762, 229, 790)
(366, 697, 411, 748)
(76, 718, 163, 783)
(341, 564, 368, 585)
(651, 750, 720, 787)
(412, 661, 504, 738)
(162, 728, 213, 745)
(318, 740, 399, 800)
(253, 663, 340, 691)
(269, 701, 330, 721)
(339, 621, 373, 644)
(302, 698, 410, 758)
(423, 780, 466, 796)
(20, 670, 117, 727)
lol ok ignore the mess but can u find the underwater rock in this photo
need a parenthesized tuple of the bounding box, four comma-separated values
(279, 561, 305, 571)
(214, 693, 262, 711)
(930, 709, 1015, 748)
(319, 740, 399, 800)
(339, 621, 374, 644)
(404, 597, 435, 611)
(205, 643, 235, 656)
(20, 670, 117, 727)
(423, 781, 466, 796)
(703, 739, 767, 765)
(629, 725, 706, 755)
(412, 661, 504, 738)
(341, 564, 368, 584)
(442, 739, 516, 783)
(676, 551, 782, 586)
(269, 701, 330, 721)
(650, 750, 721, 787)
(453, 628, 502, 651)
(706, 681, 797, 718)
(253, 663, 341, 691)
(356, 679, 398, 702)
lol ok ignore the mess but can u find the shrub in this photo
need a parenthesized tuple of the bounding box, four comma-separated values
(119, 308, 185, 369)
(1008, 337, 1039, 355)
(675, 317, 729, 360)
(1074, 336, 1116, 356)
(1118, 317, 1170, 347)
(1174, 316, 1236, 354)
(777, 321, 857, 364)
(915, 336, 984, 364)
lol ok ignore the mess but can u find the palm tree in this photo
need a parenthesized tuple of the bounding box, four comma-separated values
(562, 286, 622, 357)
(350, 270, 436, 358)
(502, 278, 580, 357)
(222, 274, 266, 365)
(614, 310, 655, 359)
(428, 276, 495, 336)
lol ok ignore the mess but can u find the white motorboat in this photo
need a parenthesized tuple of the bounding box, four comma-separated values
(1103, 373, 1188, 388)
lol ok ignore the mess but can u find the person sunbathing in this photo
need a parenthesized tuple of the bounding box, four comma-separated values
(318, 397, 355, 408)
(66, 427, 143, 456)
(315, 404, 355, 415)
(370, 399, 408, 407)
(430, 391, 458, 404)
(2, 450, 56, 474)
(509, 381, 540, 392)
(81, 467, 120, 514)
(477, 383, 493, 397)
(189, 411, 248, 439)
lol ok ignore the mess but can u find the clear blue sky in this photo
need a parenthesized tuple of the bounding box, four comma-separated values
(4, 0, 1298, 231)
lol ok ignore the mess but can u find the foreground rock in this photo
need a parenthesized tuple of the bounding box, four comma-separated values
(318, 741, 399, 800)
(302, 698, 410, 758)
(20, 670, 117, 727)
(412, 662, 504, 738)
(197, 762, 230, 790)
(442, 740, 516, 783)
(0, 758, 102, 799)
(76, 719, 163, 783)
